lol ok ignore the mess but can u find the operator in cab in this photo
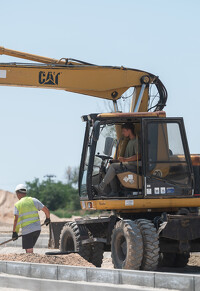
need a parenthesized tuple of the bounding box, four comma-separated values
(12, 184, 51, 253)
(98, 122, 141, 196)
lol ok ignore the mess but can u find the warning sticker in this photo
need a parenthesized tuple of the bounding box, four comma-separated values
(81, 201, 86, 209)
(123, 175, 134, 184)
(167, 187, 175, 194)
(161, 187, 166, 194)
(147, 188, 152, 195)
(0, 70, 6, 78)
(125, 200, 134, 206)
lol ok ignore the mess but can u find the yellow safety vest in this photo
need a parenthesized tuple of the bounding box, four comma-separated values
(15, 196, 40, 233)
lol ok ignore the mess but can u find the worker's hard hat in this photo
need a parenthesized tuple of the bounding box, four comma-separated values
(15, 184, 27, 194)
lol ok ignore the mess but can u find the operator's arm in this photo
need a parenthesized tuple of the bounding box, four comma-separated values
(118, 154, 141, 163)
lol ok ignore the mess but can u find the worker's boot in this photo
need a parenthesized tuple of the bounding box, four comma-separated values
(97, 165, 116, 196)
(98, 181, 119, 197)
(93, 180, 106, 196)
(98, 180, 106, 195)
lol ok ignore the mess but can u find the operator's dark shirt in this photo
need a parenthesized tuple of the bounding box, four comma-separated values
(124, 138, 140, 158)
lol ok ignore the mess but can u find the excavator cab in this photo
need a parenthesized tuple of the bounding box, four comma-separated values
(79, 112, 194, 201)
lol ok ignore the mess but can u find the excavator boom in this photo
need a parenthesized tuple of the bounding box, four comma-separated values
(0, 47, 167, 112)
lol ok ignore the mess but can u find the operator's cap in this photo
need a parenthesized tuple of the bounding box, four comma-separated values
(15, 184, 27, 194)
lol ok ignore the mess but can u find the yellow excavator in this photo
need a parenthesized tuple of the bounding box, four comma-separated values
(1, 46, 200, 270)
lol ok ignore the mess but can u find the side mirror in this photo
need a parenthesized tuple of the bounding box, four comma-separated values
(104, 137, 114, 156)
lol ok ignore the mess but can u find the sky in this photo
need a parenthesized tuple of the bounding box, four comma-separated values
(0, 0, 200, 192)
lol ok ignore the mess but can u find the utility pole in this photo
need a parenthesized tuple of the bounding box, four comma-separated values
(44, 174, 56, 182)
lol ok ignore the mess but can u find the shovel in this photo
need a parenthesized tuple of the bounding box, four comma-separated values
(0, 222, 46, 246)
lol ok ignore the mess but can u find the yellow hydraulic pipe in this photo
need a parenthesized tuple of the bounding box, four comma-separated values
(0, 46, 66, 65)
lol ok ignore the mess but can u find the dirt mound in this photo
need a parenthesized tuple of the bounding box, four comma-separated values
(0, 190, 18, 224)
(0, 253, 94, 267)
(188, 254, 200, 267)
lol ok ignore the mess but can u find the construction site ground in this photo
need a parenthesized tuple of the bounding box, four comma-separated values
(1, 190, 200, 275)
(0, 246, 200, 274)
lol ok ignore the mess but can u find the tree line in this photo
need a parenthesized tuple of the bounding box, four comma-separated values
(25, 167, 81, 217)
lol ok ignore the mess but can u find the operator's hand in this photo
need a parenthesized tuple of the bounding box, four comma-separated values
(110, 159, 119, 164)
(44, 217, 51, 226)
(12, 232, 18, 241)
(118, 157, 125, 163)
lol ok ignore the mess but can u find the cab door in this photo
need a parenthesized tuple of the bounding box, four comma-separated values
(142, 118, 194, 197)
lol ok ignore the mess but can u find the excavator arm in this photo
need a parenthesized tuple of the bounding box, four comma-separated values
(0, 46, 167, 112)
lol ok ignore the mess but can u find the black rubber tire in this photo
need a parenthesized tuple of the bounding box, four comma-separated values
(59, 222, 91, 261)
(111, 219, 143, 270)
(89, 242, 104, 267)
(174, 253, 190, 268)
(135, 219, 159, 271)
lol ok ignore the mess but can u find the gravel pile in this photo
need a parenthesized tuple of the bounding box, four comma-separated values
(0, 253, 95, 267)
(188, 254, 200, 267)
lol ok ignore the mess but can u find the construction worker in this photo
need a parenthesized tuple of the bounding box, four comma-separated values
(12, 184, 50, 253)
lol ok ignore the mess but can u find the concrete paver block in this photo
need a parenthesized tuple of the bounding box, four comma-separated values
(155, 272, 194, 291)
(194, 276, 200, 291)
(0, 274, 41, 291)
(0, 273, 166, 291)
(0, 261, 7, 273)
(120, 269, 154, 287)
(58, 265, 87, 281)
(6, 261, 31, 277)
(86, 267, 120, 284)
(30, 263, 58, 280)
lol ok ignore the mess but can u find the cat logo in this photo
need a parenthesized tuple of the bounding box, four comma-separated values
(39, 71, 60, 85)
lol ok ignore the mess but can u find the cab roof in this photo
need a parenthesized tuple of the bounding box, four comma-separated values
(81, 111, 166, 123)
